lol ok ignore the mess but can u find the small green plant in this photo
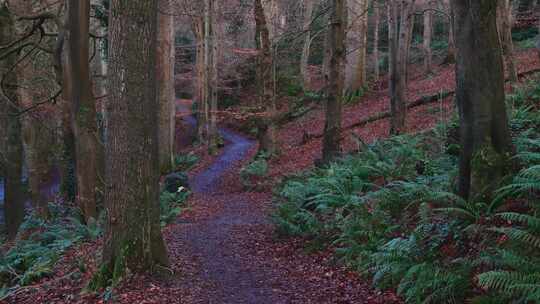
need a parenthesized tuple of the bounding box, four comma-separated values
(343, 88, 366, 105)
(477, 211, 540, 302)
(160, 188, 190, 226)
(273, 78, 540, 303)
(174, 153, 199, 171)
(0, 207, 103, 299)
(240, 153, 269, 190)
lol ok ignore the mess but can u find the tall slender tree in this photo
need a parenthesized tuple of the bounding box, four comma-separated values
(497, 0, 518, 82)
(352, 0, 370, 91)
(94, 0, 168, 286)
(255, 0, 278, 155)
(388, 0, 415, 135)
(68, 0, 98, 223)
(322, 0, 346, 163)
(373, 0, 381, 80)
(13, 0, 51, 220)
(300, 0, 315, 91)
(423, 0, 434, 74)
(205, 0, 219, 153)
(0, 3, 25, 239)
(452, 0, 514, 200)
(157, 0, 176, 172)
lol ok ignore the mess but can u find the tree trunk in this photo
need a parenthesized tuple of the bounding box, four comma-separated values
(255, 0, 278, 155)
(373, 2, 380, 80)
(301, 0, 315, 91)
(444, 3, 456, 64)
(192, 17, 208, 143)
(0, 3, 25, 239)
(90, 2, 107, 200)
(68, 0, 98, 223)
(452, 0, 514, 200)
(388, 0, 415, 135)
(352, 0, 370, 91)
(93, 0, 168, 287)
(157, 0, 176, 172)
(21, 116, 51, 220)
(206, 0, 219, 153)
(497, 0, 519, 83)
(322, 0, 346, 163)
(60, 35, 77, 203)
(13, 0, 50, 220)
(423, 0, 433, 74)
(404, 2, 415, 85)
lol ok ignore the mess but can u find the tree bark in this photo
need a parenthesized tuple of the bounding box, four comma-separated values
(157, 0, 176, 172)
(206, 0, 219, 153)
(497, 0, 519, 83)
(352, 0, 370, 91)
(423, 0, 433, 74)
(444, 2, 456, 64)
(0, 3, 25, 239)
(452, 0, 514, 200)
(322, 0, 346, 163)
(300, 0, 315, 91)
(404, 1, 416, 85)
(68, 0, 98, 223)
(90, 0, 107, 200)
(373, 1, 380, 80)
(388, 0, 415, 135)
(94, 0, 168, 287)
(21, 116, 51, 220)
(192, 16, 208, 143)
(12, 0, 51, 220)
(255, 0, 278, 155)
(60, 33, 78, 203)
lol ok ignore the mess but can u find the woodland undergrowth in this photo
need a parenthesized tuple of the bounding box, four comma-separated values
(0, 154, 196, 299)
(274, 76, 540, 303)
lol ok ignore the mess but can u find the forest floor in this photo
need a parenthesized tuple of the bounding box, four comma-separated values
(6, 49, 540, 304)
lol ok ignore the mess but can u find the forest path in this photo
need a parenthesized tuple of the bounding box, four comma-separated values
(158, 100, 395, 304)
(170, 101, 283, 303)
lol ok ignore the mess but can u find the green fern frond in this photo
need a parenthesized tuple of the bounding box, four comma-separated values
(496, 212, 540, 230)
(489, 227, 540, 248)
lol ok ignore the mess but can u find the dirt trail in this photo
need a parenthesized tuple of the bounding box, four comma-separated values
(164, 101, 395, 304)
(173, 101, 282, 303)
(6, 101, 397, 304)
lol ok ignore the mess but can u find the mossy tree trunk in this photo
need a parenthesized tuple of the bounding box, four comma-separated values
(68, 0, 98, 223)
(95, 0, 169, 287)
(0, 3, 25, 239)
(322, 0, 346, 163)
(452, 0, 515, 200)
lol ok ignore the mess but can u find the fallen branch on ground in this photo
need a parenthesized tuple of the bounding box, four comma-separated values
(305, 67, 540, 141)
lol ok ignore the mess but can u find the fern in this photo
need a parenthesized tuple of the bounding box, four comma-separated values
(477, 211, 540, 302)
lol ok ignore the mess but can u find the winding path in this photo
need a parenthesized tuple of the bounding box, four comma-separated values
(7, 100, 396, 304)
(161, 101, 394, 304)
(171, 101, 284, 303)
